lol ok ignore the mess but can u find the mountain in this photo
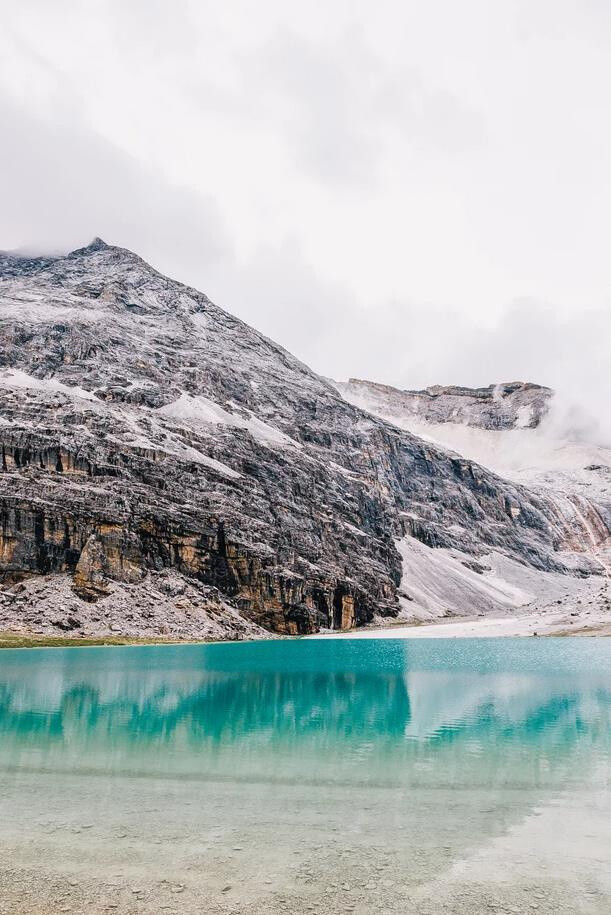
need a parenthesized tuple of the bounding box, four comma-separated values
(335, 376, 610, 622)
(0, 240, 608, 640)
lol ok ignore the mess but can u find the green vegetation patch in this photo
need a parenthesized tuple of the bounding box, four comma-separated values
(0, 631, 200, 649)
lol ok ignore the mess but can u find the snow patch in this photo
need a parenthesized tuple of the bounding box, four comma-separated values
(190, 312, 208, 332)
(157, 393, 300, 449)
(396, 536, 534, 621)
(515, 404, 533, 428)
(175, 447, 241, 479)
(0, 293, 105, 324)
(0, 369, 96, 401)
(393, 534, 599, 623)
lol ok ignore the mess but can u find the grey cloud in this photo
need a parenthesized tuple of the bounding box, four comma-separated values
(243, 27, 383, 186)
(0, 94, 232, 279)
(239, 26, 486, 187)
(0, 10, 608, 449)
(514, 0, 611, 42)
(1, 92, 606, 445)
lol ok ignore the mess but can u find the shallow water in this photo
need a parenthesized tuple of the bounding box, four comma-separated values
(0, 638, 609, 914)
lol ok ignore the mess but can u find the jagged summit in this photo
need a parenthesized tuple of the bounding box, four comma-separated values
(69, 236, 113, 255)
(0, 237, 155, 283)
(88, 236, 109, 249)
(1, 236, 111, 265)
(0, 245, 608, 640)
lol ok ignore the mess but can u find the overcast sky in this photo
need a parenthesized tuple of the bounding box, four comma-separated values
(0, 1, 609, 411)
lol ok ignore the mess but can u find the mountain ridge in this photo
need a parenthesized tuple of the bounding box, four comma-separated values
(335, 378, 553, 431)
(0, 240, 607, 639)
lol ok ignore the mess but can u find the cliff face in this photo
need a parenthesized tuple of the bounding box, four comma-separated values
(0, 240, 606, 639)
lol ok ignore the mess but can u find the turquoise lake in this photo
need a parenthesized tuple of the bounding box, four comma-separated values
(0, 638, 609, 914)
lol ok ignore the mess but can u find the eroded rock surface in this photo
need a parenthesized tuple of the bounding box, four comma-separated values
(0, 239, 607, 638)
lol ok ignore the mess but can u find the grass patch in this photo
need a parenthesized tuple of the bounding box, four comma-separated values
(0, 631, 198, 649)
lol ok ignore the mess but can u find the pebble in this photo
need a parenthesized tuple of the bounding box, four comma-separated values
(221, 885, 232, 893)
(170, 886, 184, 894)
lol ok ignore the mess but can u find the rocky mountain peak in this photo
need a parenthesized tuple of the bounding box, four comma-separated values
(0, 244, 608, 640)
(86, 236, 110, 250)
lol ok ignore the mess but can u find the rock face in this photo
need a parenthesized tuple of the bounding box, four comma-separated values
(335, 379, 553, 430)
(72, 534, 112, 601)
(0, 240, 607, 639)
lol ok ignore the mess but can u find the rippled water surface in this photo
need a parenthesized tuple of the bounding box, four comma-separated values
(0, 638, 609, 914)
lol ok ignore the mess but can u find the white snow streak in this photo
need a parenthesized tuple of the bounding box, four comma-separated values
(0, 368, 96, 401)
(157, 392, 300, 449)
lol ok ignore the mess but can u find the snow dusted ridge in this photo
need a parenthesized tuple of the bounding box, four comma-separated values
(334, 376, 610, 535)
(0, 239, 609, 640)
(336, 376, 610, 501)
(335, 378, 553, 431)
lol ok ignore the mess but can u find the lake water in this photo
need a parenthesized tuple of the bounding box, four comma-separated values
(0, 638, 609, 914)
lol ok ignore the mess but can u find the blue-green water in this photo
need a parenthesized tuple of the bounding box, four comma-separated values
(0, 638, 609, 913)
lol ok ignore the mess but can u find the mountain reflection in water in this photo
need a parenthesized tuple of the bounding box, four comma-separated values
(0, 639, 608, 790)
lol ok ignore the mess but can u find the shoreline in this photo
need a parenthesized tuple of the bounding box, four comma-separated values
(2, 609, 610, 650)
(311, 602, 611, 639)
(312, 616, 611, 639)
(0, 632, 222, 650)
